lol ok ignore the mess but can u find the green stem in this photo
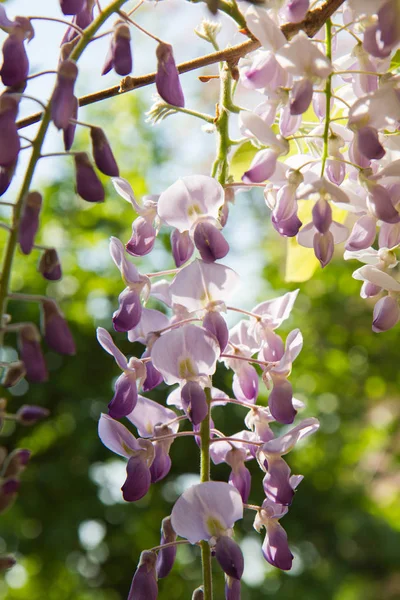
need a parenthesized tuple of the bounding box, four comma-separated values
(200, 387, 212, 600)
(320, 18, 332, 177)
(211, 63, 234, 184)
(0, 0, 128, 347)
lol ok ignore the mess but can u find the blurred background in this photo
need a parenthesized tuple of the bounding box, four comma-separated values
(1, 0, 400, 599)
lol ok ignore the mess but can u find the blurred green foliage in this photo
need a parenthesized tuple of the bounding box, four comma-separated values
(1, 92, 400, 600)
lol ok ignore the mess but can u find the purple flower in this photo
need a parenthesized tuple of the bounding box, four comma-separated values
(372, 295, 400, 333)
(18, 191, 42, 255)
(18, 324, 48, 383)
(155, 42, 184, 107)
(74, 152, 105, 203)
(60, 0, 86, 16)
(16, 405, 50, 425)
(126, 217, 156, 257)
(290, 78, 313, 115)
(203, 311, 229, 353)
(41, 299, 76, 355)
(356, 126, 385, 160)
(181, 381, 208, 425)
(90, 126, 119, 177)
(63, 96, 78, 151)
(225, 577, 241, 600)
(128, 551, 158, 600)
(226, 448, 251, 503)
(0, 22, 30, 87)
(156, 516, 177, 579)
(38, 248, 62, 281)
(102, 23, 132, 76)
(170, 228, 194, 267)
(193, 221, 229, 263)
(51, 60, 78, 130)
(215, 536, 244, 580)
(0, 95, 20, 167)
(0, 478, 20, 514)
(62, 1, 94, 45)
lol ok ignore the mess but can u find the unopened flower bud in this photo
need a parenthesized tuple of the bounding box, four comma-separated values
(128, 550, 158, 600)
(269, 378, 296, 424)
(0, 478, 20, 514)
(112, 288, 142, 332)
(16, 405, 50, 425)
(60, 0, 86, 15)
(3, 448, 30, 477)
(1, 361, 26, 388)
(18, 325, 48, 383)
(203, 311, 228, 352)
(122, 455, 151, 502)
(0, 25, 29, 87)
(51, 59, 78, 130)
(156, 516, 177, 578)
(38, 248, 62, 281)
(155, 42, 185, 108)
(18, 191, 42, 255)
(108, 372, 138, 419)
(0, 95, 20, 167)
(63, 95, 78, 151)
(0, 555, 17, 572)
(193, 221, 229, 263)
(372, 295, 400, 333)
(181, 381, 208, 425)
(90, 126, 119, 177)
(170, 228, 194, 267)
(102, 23, 133, 76)
(74, 152, 105, 203)
(41, 299, 76, 355)
(215, 536, 244, 580)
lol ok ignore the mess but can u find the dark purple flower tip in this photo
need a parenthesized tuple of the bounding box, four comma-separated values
(290, 78, 313, 116)
(18, 191, 42, 255)
(268, 378, 296, 424)
(60, 0, 87, 15)
(0, 28, 29, 87)
(112, 289, 142, 332)
(203, 311, 229, 352)
(122, 455, 151, 502)
(51, 59, 78, 130)
(1, 478, 20, 495)
(313, 231, 334, 268)
(357, 126, 385, 160)
(108, 373, 138, 419)
(16, 404, 50, 425)
(126, 217, 156, 257)
(156, 516, 177, 579)
(170, 228, 194, 267)
(90, 126, 119, 177)
(1, 360, 26, 388)
(128, 550, 158, 600)
(192, 587, 204, 600)
(225, 576, 241, 600)
(18, 324, 48, 383)
(0, 160, 17, 196)
(215, 536, 244, 580)
(229, 464, 251, 504)
(155, 42, 185, 108)
(38, 248, 62, 281)
(74, 152, 105, 203)
(372, 295, 400, 333)
(242, 149, 278, 184)
(150, 444, 172, 483)
(3, 448, 31, 477)
(112, 23, 133, 76)
(63, 95, 78, 151)
(312, 198, 332, 234)
(0, 554, 17, 572)
(263, 457, 294, 506)
(193, 221, 229, 263)
(181, 381, 208, 425)
(0, 95, 20, 167)
(41, 299, 76, 355)
(141, 351, 163, 392)
(263, 520, 293, 571)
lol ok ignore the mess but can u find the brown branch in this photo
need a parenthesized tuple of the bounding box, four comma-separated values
(16, 0, 345, 131)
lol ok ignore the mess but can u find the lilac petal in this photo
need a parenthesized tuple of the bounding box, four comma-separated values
(290, 78, 313, 115)
(193, 221, 229, 263)
(51, 60, 78, 130)
(363, 23, 392, 59)
(263, 520, 293, 570)
(261, 417, 320, 455)
(326, 157, 345, 186)
(268, 379, 296, 424)
(353, 265, 400, 292)
(18, 325, 48, 383)
(0, 161, 16, 196)
(98, 413, 139, 458)
(367, 184, 400, 224)
(122, 455, 151, 502)
(284, 0, 309, 22)
(313, 231, 334, 268)
(372, 295, 400, 333)
(263, 456, 294, 506)
(171, 228, 195, 267)
(181, 381, 208, 425)
(215, 536, 244, 580)
(90, 126, 119, 177)
(361, 281, 382, 298)
(38, 248, 62, 281)
(345, 215, 376, 251)
(41, 299, 75, 355)
(225, 577, 241, 600)
(312, 198, 332, 234)
(237, 363, 259, 402)
(112, 24, 133, 76)
(142, 357, 164, 392)
(170, 259, 239, 312)
(108, 373, 138, 419)
(203, 311, 229, 352)
(156, 42, 185, 107)
(171, 481, 243, 544)
(0, 96, 20, 168)
(113, 288, 142, 332)
(128, 308, 170, 344)
(150, 444, 172, 483)
(349, 137, 370, 169)
(60, 0, 86, 15)
(229, 463, 251, 504)
(279, 105, 302, 137)
(109, 236, 141, 284)
(126, 216, 156, 256)
(242, 149, 278, 184)
(379, 222, 400, 250)
(157, 517, 177, 579)
(0, 6, 16, 30)
(378, 0, 400, 48)
(18, 191, 42, 255)
(0, 31, 29, 87)
(274, 328, 303, 374)
(112, 177, 141, 211)
(128, 551, 158, 600)
(63, 95, 78, 151)
(261, 330, 284, 362)
(252, 289, 299, 329)
(356, 126, 385, 160)
(126, 395, 178, 437)
(96, 327, 128, 370)
(74, 152, 105, 203)
(151, 324, 219, 385)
